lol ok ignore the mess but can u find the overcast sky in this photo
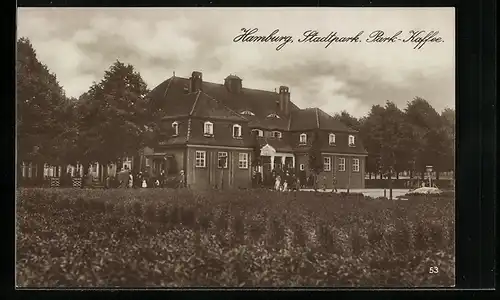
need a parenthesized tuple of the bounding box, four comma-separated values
(18, 8, 454, 118)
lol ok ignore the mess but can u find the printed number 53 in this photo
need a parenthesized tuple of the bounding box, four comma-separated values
(429, 267, 439, 274)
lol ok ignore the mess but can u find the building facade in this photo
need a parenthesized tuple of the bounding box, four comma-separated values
(145, 71, 368, 190)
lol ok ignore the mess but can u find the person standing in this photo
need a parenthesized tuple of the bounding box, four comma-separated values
(282, 172, 289, 191)
(128, 173, 133, 188)
(136, 172, 142, 188)
(178, 170, 185, 189)
(331, 174, 338, 193)
(160, 170, 166, 188)
(105, 175, 111, 189)
(274, 174, 281, 191)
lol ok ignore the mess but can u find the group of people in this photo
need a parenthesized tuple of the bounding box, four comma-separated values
(263, 168, 340, 193)
(272, 171, 300, 191)
(105, 166, 185, 189)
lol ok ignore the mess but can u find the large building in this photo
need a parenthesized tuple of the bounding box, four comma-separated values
(144, 71, 367, 189)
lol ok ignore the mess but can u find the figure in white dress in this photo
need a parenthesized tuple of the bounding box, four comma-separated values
(282, 172, 289, 192)
(128, 174, 133, 188)
(274, 175, 281, 191)
(142, 179, 147, 188)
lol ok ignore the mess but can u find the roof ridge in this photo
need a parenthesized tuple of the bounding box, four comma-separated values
(200, 91, 248, 121)
(287, 111, 292, 131)
(189, 91, 202, 116)
(176, 76, 281, 96)
(315, 108, 320, 129)
(163, 75, 175, 98)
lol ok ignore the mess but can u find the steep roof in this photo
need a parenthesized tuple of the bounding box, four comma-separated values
(150, 74, 364, 153)
(289, 108, 358, 133)
(191, 91, 248, 122)
(150, 75, 300, 127)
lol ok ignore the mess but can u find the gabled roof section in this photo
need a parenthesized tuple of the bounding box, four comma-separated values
(190, 91, 249, 122)
(149, 76, 300, 128)
(150, 74, 356, 133)
(159, 90, 199, 119)
(317, 108, 358, 133)
(289, 108, 357, 133)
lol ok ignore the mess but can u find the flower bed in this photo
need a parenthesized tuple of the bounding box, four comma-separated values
(16, 188, 455, 287)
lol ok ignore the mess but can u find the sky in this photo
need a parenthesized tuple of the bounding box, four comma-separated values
(17, 8, 455, 118)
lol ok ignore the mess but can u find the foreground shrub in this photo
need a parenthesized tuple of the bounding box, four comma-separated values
(16, 188, 455, 287)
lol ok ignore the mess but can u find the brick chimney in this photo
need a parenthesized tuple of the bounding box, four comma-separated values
(189, 71, 203, 92)
(279, 86, 290, 115)
(224, 74, 242, 93)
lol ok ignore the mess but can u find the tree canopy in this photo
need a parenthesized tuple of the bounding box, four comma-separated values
(308, 129, 324, 175)
(74, 60, 151, 166)
(17, 37, 73, 167)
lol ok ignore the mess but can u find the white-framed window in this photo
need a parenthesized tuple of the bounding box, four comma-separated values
(272, 131, 282, 139)
(238, 153, 249, 169)
(232, 124, 242, 138)
(240, 110, 255, 116)
(145, 158, 151, 167)
(338, 157, 346, 172)
(267, 113, 280, 119)
(300, 164, 305, 171)
(195, 150, 206, 168)
(323, 157, 331, 171)
(204, 121, 213, 136)
(218, 152, 228, 168)
(252, 129, 264, 137)
(348, 135, 356, 147)
(352, 158, 360, 172)
(172, 121, 179, 136)
(329, 133, 336, 145)
(299, 133, 307, 144)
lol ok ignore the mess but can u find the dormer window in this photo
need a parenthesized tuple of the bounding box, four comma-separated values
(348, 135, 356, 147)
(172, 121, 179, 136)
(204, 121, 214, 136)
(252, 129, 264, 137)
(329, 133, 336, 145)
(233, 124, 242, 138)
(240, 110, 255, 116)
(299, 133, 307, 144)
(272, 131, 282, 139)
(267, 113, 281, 119)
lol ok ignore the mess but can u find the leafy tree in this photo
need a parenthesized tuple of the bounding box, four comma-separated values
(404, 97, 450, 179)
(333, 110, 361, 131)
(16, 37, 70, 182)
(308, 129, 323, 191)
(251, 131, 261, 168)
(75, 60, 150, 179)
(359, 105, 385, 178)
(441, 108, 455, 176)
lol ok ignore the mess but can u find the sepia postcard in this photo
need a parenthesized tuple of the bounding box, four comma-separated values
(16, 7, 455, 288)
